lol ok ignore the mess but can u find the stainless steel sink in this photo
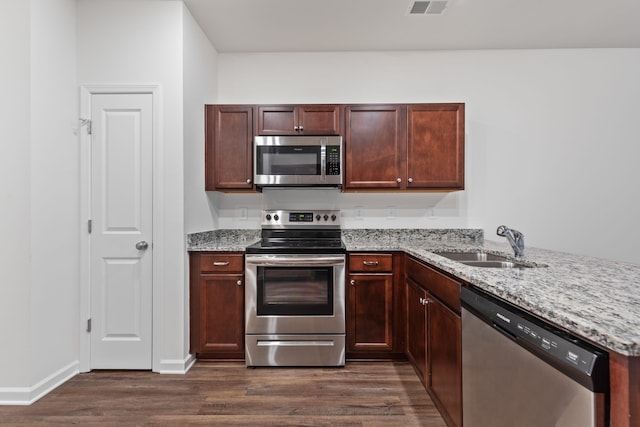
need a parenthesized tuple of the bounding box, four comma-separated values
(434, 252, 538, 269)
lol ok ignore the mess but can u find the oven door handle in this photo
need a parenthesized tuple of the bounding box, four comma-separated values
(245, 255, 345, 266)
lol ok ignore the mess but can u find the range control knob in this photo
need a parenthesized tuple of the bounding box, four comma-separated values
(265, 214, 272, 221)
(316, 214, 321, 221)
(273, 214, 279, 221)
(331, 214, 337, 221)
(323, 214, 329, 221)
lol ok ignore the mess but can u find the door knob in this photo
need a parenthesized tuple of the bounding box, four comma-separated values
(135, 241, 149, 250)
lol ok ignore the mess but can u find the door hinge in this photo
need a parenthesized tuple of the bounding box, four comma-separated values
(88, 219, 92, 234)
(86, 318, 92, 333)
(79, 118, 92, 135)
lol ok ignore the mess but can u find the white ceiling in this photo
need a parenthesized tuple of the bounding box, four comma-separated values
(183, 0, 640, 53)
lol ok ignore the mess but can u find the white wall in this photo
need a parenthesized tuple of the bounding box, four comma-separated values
(29, 0, 79, 389)
(183, 4, 218, 234)
(0, 0, 32, 390)
(182, 3, 218, 359)
(212, 50, 640, 265)
(0, 0, 79, 400)
(77, 0, 189, 370)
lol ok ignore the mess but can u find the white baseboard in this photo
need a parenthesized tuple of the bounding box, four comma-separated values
(0, 361, 79, 405)
(157, 354, 196, 374)
(0, 354, 195, 405)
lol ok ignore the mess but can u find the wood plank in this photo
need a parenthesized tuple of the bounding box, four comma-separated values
(0, 361, 446, 426)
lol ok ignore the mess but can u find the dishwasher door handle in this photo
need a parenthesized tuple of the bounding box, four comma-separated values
(492, 323, 517, 341)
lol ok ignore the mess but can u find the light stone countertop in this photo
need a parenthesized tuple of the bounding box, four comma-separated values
(187, 229, 261, 252)
(187, 228, 640, 356)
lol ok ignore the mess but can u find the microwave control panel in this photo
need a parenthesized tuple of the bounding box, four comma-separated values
(326, 146, 341, 175)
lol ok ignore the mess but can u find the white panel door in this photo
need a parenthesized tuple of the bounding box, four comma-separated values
(90, 93, 153, 369)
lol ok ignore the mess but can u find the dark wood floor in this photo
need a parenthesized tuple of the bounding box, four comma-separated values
(0, 361, 446, 426)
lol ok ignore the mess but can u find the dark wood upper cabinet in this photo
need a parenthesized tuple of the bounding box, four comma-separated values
(257, 104, 342, 135)
(407, 104, 464, 189)
(204, 102, 463, 192)
(205, 105, 254, 191)
(344, 105, 405, 189)
(344, 103, 464, 191)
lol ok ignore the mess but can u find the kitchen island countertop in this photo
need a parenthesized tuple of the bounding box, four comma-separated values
(187, 228, 640, 356)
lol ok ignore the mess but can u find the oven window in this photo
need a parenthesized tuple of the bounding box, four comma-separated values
(257, 266, 333, 316)
(256, 145, 321, 175)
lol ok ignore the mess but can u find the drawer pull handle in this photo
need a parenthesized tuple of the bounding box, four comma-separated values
(213, 261, 230, 266)
(363, 261, 379, 266)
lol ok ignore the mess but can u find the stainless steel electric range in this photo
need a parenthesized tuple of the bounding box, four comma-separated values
(244, 209, 346, 367)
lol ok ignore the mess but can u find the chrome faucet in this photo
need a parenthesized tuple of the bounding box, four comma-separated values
(497, 225, 525, 258)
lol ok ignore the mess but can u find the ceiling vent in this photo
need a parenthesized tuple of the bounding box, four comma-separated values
(408, 1, 448, 15)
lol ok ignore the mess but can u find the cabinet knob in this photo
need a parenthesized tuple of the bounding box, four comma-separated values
(246, 178, 252, 184)
(299, 125, 304, 132)
(294, 125, 299, 131)
(408, 177, 413, 183)
(396, 178, 402, 183)
(350, 279, 356, 286)
(237, 279, 242, 286)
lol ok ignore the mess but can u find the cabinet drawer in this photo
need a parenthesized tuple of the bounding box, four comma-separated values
(349, 253, 393, 273)
(406, 257, 461, 313)
(199, 254, 244, 273)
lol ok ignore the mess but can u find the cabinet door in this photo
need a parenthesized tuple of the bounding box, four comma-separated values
(257, 105, 342, 135)
(205, 105, 254, 191)
(298, 105, 342, 135)
(197, 273, 245, 356)
(428, 296, 462, 427)
(347, 273, 394, 352)
(407, 104, 464, 190)
(406, 277, 428, 386)
(344, 105, 405, 189)
(257, 105, 297, 135)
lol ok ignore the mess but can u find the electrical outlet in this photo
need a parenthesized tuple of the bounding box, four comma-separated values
(238, 207, 248, 220)
(387, 206, 396, 219)
(355, 206, 364, 219)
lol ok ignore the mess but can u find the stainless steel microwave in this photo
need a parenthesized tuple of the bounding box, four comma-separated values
(253, 135, 343, 187)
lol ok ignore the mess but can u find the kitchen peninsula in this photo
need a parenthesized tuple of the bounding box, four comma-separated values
(187, 228, 640, 426)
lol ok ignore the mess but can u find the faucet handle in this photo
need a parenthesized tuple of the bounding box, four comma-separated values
(496, 225, 508, 236)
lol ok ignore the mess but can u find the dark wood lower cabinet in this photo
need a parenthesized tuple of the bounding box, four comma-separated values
(406, 278, 428, 384)
(189, 252, 245, 359)
(428, 295, 462, 427)
(406, 256, 462, 427)
(348, 273, 394, 353)
(346, 253, 405, 359)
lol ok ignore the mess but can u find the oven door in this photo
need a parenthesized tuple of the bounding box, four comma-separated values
(245, 254, 346, 335)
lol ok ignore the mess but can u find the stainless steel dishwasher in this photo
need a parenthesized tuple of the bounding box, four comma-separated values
(461, 287, 609, 427)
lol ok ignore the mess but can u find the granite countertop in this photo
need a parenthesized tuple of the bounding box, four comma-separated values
(187, 229, 261, 251)
(187, 228, 640, 357)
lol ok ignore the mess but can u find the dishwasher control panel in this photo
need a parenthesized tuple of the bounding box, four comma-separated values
(505, 308, 596, 373)
(461, 287, 609, 392)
